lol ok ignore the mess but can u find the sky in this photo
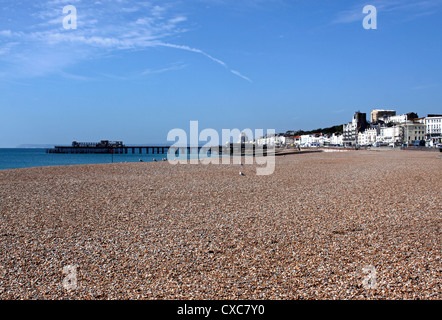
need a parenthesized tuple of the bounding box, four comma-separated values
(0, 0, 442, 147)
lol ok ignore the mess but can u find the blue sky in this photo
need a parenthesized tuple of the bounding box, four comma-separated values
(0, 0, 442, 147)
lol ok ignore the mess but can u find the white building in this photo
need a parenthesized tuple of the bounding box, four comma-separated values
(384, 114, 408, 124)
(383, 112, 419, 125)
(329, 133, 343, 146)
(425, 115, 442, 146)
(358, 127, 378, 146)
(378, 126, 402, 145)
(300, 135, 311, 146)
(255, 134, 286, 147)
(300, 133, 327, 147)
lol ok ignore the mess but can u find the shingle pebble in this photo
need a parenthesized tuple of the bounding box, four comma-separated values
(0, 150, 440, 299)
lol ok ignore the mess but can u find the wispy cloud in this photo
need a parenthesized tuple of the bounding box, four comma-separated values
(230, 69, 252, 83)
(155, 42, 252, 81)
(141, 62, 188, 75)
(0, 0, 252, 82)
(58, 71, 96, 81)
(332, 8, 365, 24)
(155, 42, 229, 67)
(412, 83, 440, 90)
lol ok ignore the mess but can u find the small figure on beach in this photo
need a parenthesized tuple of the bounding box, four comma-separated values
(153, 159, 157, 162)
(239, 171, 245, 176)
(139, 159, 143, 162)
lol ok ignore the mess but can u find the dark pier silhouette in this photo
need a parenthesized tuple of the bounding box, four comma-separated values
(46, 140, 272, 157)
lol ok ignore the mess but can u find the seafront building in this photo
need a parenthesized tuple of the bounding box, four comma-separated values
(253, 133, 286, 147)
(425, 114, 442, 146)
(345, 110, 438, 147)
(402, 120, 426, 145)
(383, 113, 419, 125)
(371, 109, 396, 123)
(378, 126, 402, 145)
(299, 133, 321, 147)
(329, 133, 343, 146)
(343, 112, 369, 146)
(358, 127, 379, 146)
(249, 109, 440, 148)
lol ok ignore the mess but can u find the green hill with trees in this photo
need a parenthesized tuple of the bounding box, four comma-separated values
(286, 124, 343, 136)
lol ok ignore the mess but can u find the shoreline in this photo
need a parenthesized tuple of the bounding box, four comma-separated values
(1, 146, 440, 172)
(0, 148, 312, 172)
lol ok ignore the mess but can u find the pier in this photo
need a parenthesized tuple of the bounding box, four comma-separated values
(46, 140, 272, 157)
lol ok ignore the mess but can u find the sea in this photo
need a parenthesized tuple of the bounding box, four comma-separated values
(0, 148, 180, 171)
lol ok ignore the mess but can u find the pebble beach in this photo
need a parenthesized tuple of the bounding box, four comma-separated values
(0, 149, 440, 299)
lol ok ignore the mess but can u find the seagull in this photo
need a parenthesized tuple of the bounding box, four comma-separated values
(239, 171, 245, 176)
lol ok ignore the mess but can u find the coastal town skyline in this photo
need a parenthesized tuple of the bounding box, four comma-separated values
(1, 0, 442, 148)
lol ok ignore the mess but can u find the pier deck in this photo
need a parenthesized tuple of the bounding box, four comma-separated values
(46, 145, 275, 156)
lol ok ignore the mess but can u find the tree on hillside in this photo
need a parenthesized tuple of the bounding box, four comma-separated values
(286, 125, 343, 136)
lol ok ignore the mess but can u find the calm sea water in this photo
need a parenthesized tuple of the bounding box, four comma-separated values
(0, 148, 178, 170)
